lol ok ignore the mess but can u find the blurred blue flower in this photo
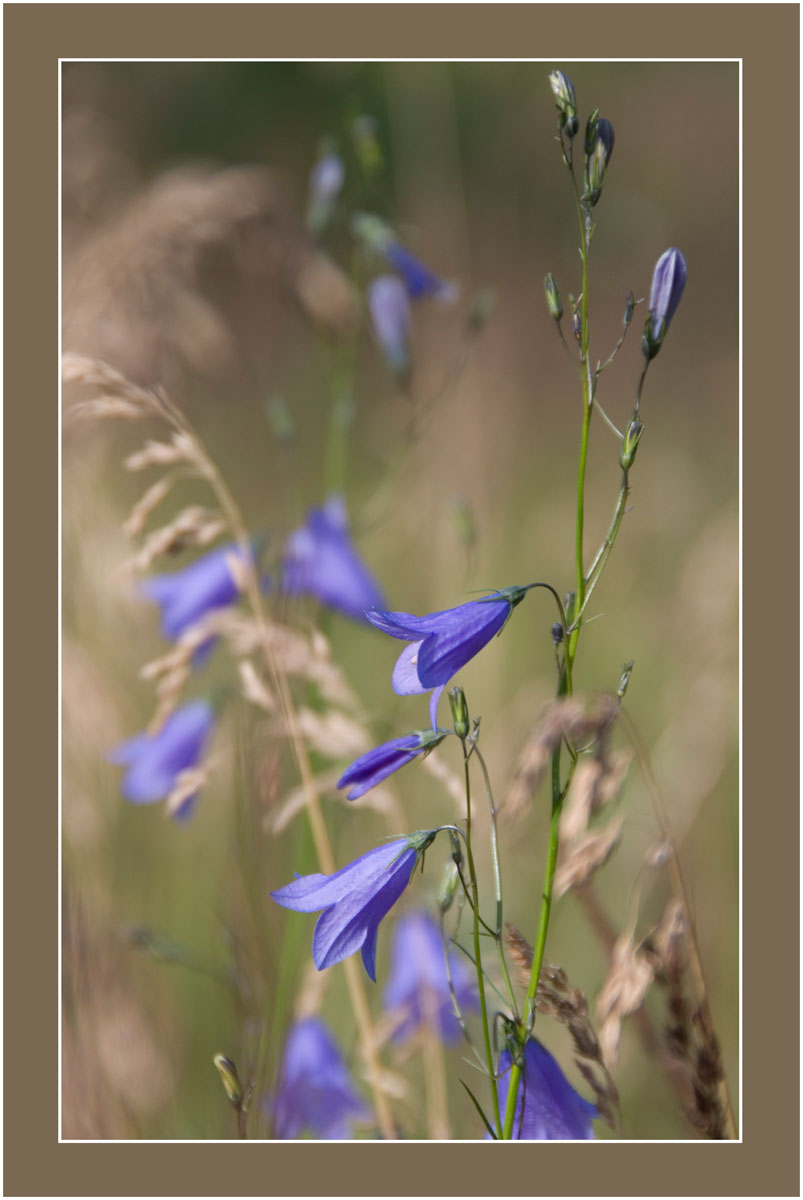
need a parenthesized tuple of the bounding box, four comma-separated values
(365, 586, 531, 723)
(271, 1017, 369, 1139)
(140, 543, 245, 641)
(384, 911, 477, 1044)
(495, 1040, 597, 1140)
(648, 247, 687, 339)
(271, 836, 428, 981)
(385, 242, 457, 303)
(282, 495, 385, 623)
(337, 729, 447, 800)
(306, 150, 345, 235)
(108, 699, 215, 820)
(368, 275, 411, 375)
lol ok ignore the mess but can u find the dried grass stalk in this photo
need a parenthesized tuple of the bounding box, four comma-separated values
(554, 817, 624, 899)
(505, 694, 618, 820)
(127, 506, 226, 571)
(560, 750, 631, 841)
(165, 763, 214, 818)
(122, 477, 175, 540)
(238, 660, 276, 713)
(503, 924, 619, 1128)
(124, 434, 195, 472)
(596, 929, 657, 1072)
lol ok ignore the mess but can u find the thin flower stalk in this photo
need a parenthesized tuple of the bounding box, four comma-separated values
(153, 391, 397, 1140)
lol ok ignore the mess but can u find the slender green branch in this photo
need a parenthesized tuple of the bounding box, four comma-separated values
(461, 741, 502, 1135)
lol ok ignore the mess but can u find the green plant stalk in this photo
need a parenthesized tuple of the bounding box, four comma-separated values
(462, 743, 502, 1136)
(501, 747, 567, 1138)
(502, 159, 592, 1140)
(472, 745, 519, 1020)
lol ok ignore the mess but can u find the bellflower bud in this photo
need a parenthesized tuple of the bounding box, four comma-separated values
(643, 248, 688, 358)
(448, 686, 470, 740)
(617, 660, 635, 701)
(306, 146, 345, 235)
(548, 70, 578, 138)
(586, 118, 615, 206)
(620, 419, 644, 470)
(368, 274, 411, 376)
(544, 273, 563, 322)
(438, 861, 461, 914)
(584, 108, 600, 156)
(214, 1054, 244, 1109)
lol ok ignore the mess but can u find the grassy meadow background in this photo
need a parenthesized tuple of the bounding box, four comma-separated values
(61, 61, 739, 1139)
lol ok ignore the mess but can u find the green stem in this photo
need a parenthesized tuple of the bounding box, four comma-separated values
(473, 745, 519, 1020)
(462, 742, 502, 1136)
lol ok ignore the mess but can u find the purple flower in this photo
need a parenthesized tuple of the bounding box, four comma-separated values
(586, 117, 615, 205)
(644, 248, 687, 358)
(140, 544, 245, 641)
(368, 275, 411, 375)
(337, 729, 447, 801)
(365, 586, 530, 725)
(383, 911, 477, 1044)
(306, 151, 345, 235)
(282, 495, 385, 622)
(108, 699, 215, 820)
(271, 836, 429, 981)
(385, 242, 457, 303)
(495, 1040, 597, 1140)
(271, 1017, 369, 1139)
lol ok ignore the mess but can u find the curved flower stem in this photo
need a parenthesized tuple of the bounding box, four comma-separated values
(461, 740, 502, 1136)
(471, 745, 519, 1021)
(159, 397, 397, 1141)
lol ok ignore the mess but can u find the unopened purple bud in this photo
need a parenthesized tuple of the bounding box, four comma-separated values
(306, 152, 345, 234)
(586, 118, 615, 205)
(643, 248, 687, 358)
(549, 70, 578, 139)
(368, 275, 411, 375)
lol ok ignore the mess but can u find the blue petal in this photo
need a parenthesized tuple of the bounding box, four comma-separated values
(271, 839, 411, 913)
(337, 734, 422, 801)
(392, 641, 427, 695)
(416, 600, 510, 686)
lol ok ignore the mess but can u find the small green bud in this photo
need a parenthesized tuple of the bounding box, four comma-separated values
(641, 313, 662, 361)
(548, 70, 578, 139)
(544, 273, 563, 322)
(584, 108, 600, 156)
(467, 287, 496, 332)
(214, 1054, 243, 1109)
(563, 591, 577, 627)
(352, 114, 384, 180)
(617, 660, 635, 700)
(623, 292, 635, 328)
(265, 394, 295, 445)
(585, 118, 615, 207)
(620, 419, 644, 470)
(438, 860, 460, 914)
(448, 828, 463, 869)
(449, 687, 470, 740)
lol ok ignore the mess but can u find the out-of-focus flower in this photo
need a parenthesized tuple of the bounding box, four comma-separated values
(367, 275, 411, 376)
(383, 911, 477, 1044)
(644, 248, 687, 358)
(352, 114, 383, 180)
(365, 586, 531, 725)
(271, 835, 434, 981)
(282, 495, 385, 622)
(495, 1040, 597, 1140)
(337, 729, 447, 801)
(108, 699, 215, 820)
(306, 147, 345, 235)
(549, 69, 578, 139)
(140, 544, 245, 641)
(271, 1018, 369, 1139)
(384, 242, 457, 303)
(350, 212, 457, 302)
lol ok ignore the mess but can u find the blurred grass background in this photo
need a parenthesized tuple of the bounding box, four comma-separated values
(62, 61, 738, 1140)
